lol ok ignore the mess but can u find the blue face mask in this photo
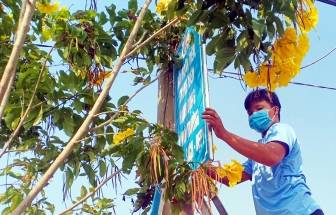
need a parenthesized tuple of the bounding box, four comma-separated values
(248, 107, 275, 133)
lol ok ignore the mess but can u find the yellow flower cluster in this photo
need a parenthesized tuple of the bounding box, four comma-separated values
(36, 1, 60, 14)
(297, 0, 318, 33)
(244, 28, 310, 91)
(113, 128, 134, 144)
(156, 0, 171, 14)
(216, 159, 244, 187)
(243, 0, 317, 91)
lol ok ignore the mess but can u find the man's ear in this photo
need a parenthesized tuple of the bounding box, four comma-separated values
(274, 106, 280, 116)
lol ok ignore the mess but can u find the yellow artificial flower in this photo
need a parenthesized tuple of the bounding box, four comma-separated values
(113, 132, 126, 144)
(61, 6, 68, 11)
(283, 27, 297, 43)
(112, 128, 134, 144)
(156, 0, 170, 14)
(224, 159, 244, 187)
(298, 3, 318, 33)
(243, 71, 259, 89)
(295, 33, 310, 59)
(124, 128, 134, 137)
(36, 1, 60, 14)
(273, 28, 297, 60)
(215, 159, 244, 187)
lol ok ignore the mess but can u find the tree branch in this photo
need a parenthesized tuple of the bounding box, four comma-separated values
(75, 132, 116, 143)
(57, 168, 122, 215)
(0, 43, 57, 159)
(123, 17, 180, 59)
(88, 68, 168, 133)
(131, 30, 148, 49)
(0, 0, 35, 122)
(94, 110, 149, 122)
(12, 0, 153, 213)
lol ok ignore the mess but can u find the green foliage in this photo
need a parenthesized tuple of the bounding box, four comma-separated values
(164, 0, 299, 75)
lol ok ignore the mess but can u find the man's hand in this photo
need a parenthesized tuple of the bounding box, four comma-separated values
(202, 108, 226, 140)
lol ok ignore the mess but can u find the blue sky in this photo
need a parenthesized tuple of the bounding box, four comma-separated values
(1, 1, 335, 214)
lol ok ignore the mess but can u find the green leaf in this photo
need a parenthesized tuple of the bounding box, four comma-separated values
(128, 0, 138, 13)
(63, 116, 74, 137)
(172, 144, 184, 164)
(252, 18, 265, 39)
(106, 4, 117, 25)
(236, 30, 249, 52)
(81, 185, 88, 197)
(82, 163, 96, 187)
(10, 193, 23, 211)
(238, 53, 250, 71)
(144, 76, 151, 85)
(23, 107, 41, 129)
(33, 106, 43, 126)
(94, 136, 106, 151)
(206, 34, 222, 56)
(210, 12, 231, 28)
(122, 153, 136, 174)
(66, 167, 74, 191)
(11, 118, 20, 130)
(45, 202, 55, 214)
(99, 160, 107, 177)
(124, 188, 139, 196)
(174, 180, 186, 200)
(86, 151, 97, 163)
(267, 23, 276, 41)
(187, 10, 202, 26)
(53, 109, 61, 124)
(279, 4, 297, 22)
(117, 95, 129, 107)
(136, 123, 148, 134)
(1, 207, 12, 215)
(214, 47, 236, 74)
(106, 126, 114, 144)
(274, 16, 284, 37)
(72, 99, 83, 113)
(74, 160, 80, 178)
(261, 41, 271, 53)
(118, 10, 129, 19)
(63, 46, 69, 59)
(98, 12, 108, 25)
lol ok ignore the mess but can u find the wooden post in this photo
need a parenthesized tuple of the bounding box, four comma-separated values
(157, 68, 194, 215)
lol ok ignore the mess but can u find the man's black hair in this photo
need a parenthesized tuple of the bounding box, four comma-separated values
(244, 89, 281, 120)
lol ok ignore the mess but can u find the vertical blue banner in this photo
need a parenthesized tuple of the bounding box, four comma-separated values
(150, 27, 213, 215)
(174, 27, 213, 169)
